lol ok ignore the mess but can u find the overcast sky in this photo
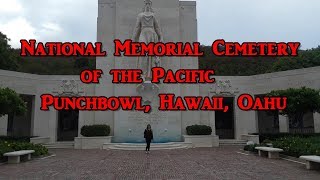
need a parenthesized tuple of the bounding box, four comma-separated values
(0, 0, 319, 49)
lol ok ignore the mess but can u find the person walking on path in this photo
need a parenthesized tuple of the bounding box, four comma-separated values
(144, 124, 153, 153)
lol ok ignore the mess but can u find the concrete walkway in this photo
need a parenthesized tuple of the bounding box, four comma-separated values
(0, 147, 319, 179)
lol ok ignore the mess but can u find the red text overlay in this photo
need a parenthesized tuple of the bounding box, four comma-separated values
(20, 39, 300, 57)
(109, 68, 215, 84)
(39, 94, 287, 113)
(212, 39, 300, 56)
(40, 94, 151, 113)
(20, 40, 106, 57)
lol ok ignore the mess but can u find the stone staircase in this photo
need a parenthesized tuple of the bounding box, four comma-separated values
(43, 142, 75, 149)
(42, 140, 247, 149)
(103, 142, 192, 150)
(219, 139, 247, 146)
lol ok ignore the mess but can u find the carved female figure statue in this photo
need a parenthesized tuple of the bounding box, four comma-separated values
(133, 0, 163, 80)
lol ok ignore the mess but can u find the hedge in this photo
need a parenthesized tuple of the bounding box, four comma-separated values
(250, 133, 320, 143)
(186, 125, 212, 135)
(244, 136, 320, 158)
(243, 144, 259, 153)
(0, 140, 48, 162)
(80, 125, 111, 137)
(0, 136, 33, 142)
(272, 136, 320, 157)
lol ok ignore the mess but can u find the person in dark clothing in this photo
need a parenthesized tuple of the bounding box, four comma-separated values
(144, 124, 153, 153)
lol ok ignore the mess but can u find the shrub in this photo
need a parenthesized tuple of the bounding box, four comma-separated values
(244, 144, 259, 152)
(0, 140, 48, 161)
(186, 125, 212, 135)
(0, 141, 14, 162)
(0, 136, 33, 142)
(262, 139, 272, 144)
(250, 133, 320, 143)
(9, 141, 48, 156)
(0, 87, 27, 117)
(272, 136, 320, 157)
(80, 125, 111, 137)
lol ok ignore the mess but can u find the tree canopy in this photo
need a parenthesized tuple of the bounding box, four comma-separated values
(267, 87, 320, 128)
(199, 45, 320, 76)
(0, 32, 19, 71)
(0, 87, 27, 117)
(0, 31, 319, 75)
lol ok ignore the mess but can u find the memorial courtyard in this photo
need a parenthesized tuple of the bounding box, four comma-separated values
(1, 147, 319, 179)
(0, 0, 320, 179)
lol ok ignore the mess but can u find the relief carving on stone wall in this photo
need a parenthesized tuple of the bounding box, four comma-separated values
(287, 79, 314, 88)
(100, 0, 116, 8)
(136, 82, 160, 105)
(133, 0, 163, 80)
(210, 80, 240, 95)
(52, 79, 84, 96)
(106, 3, 115, 8)
(133, 0, 161, 104)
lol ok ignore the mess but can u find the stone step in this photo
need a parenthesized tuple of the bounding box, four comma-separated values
(44, 142, 75, 149)
(112, 145, 189, 150)
(103, 142, 192, 150)
(219, 139, 247, 146)
(107, 146, 190, 151)
(105, 142, 191, 146)
(44, 145, 74, 149)
(113, 142, 188, 147)
(105, 142, 191, 147)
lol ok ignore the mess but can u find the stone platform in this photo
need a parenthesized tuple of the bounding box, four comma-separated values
(103, 142, 192, 150)
(1, 147, 320, 179)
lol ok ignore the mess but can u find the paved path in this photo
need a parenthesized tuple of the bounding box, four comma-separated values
(0, 147, 319, 179)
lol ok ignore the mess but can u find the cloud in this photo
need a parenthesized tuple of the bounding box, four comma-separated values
(196, 0, 320, 49)
(0, 0, 319, 49)
(0, 0, 23, 14)
(16, 0, 97, 43)
(0, 17, 38, 48)
(41, 23, 62, 33)
(0, 0, 97, 48)
(212, 0, 319, 49)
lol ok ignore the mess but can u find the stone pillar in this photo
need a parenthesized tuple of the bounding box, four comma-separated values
(32, 95, 42, 138)
(209, 111, 216, 135)
(32, 94, 56, 143)
(314, 112, 320, 133)
(94, 0, 116, 135)
(279, 115, 289, 133)
(180, 0, 200, 136)
(306, 161, 320, 170)
(78, 111, 84, 137)
(48, 106, 58, 142)
(30, 96, 35, 136)
(234, 94, 259, 139)
(77, 101, 87, 137)
(234, 96, 241, 139)
(0, 115, 8, 136)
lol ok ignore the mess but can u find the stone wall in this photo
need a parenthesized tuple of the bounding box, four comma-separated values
(0, 70, 94, 142)
(0, 66, 320, 141)
(199, 66, 320, 139)
(95, 0, 200, 143)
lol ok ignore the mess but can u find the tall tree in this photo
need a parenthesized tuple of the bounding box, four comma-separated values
(0, 87, 27, 117)
(0, 32, 19, 70)
(267, 87, 320, 128)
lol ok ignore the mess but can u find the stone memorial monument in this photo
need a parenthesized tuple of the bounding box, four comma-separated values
(94, 0, 200, 143)
(133, 0, 162, 80)
(133, 0, 161, 105)
(1, 0, 320, 150)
